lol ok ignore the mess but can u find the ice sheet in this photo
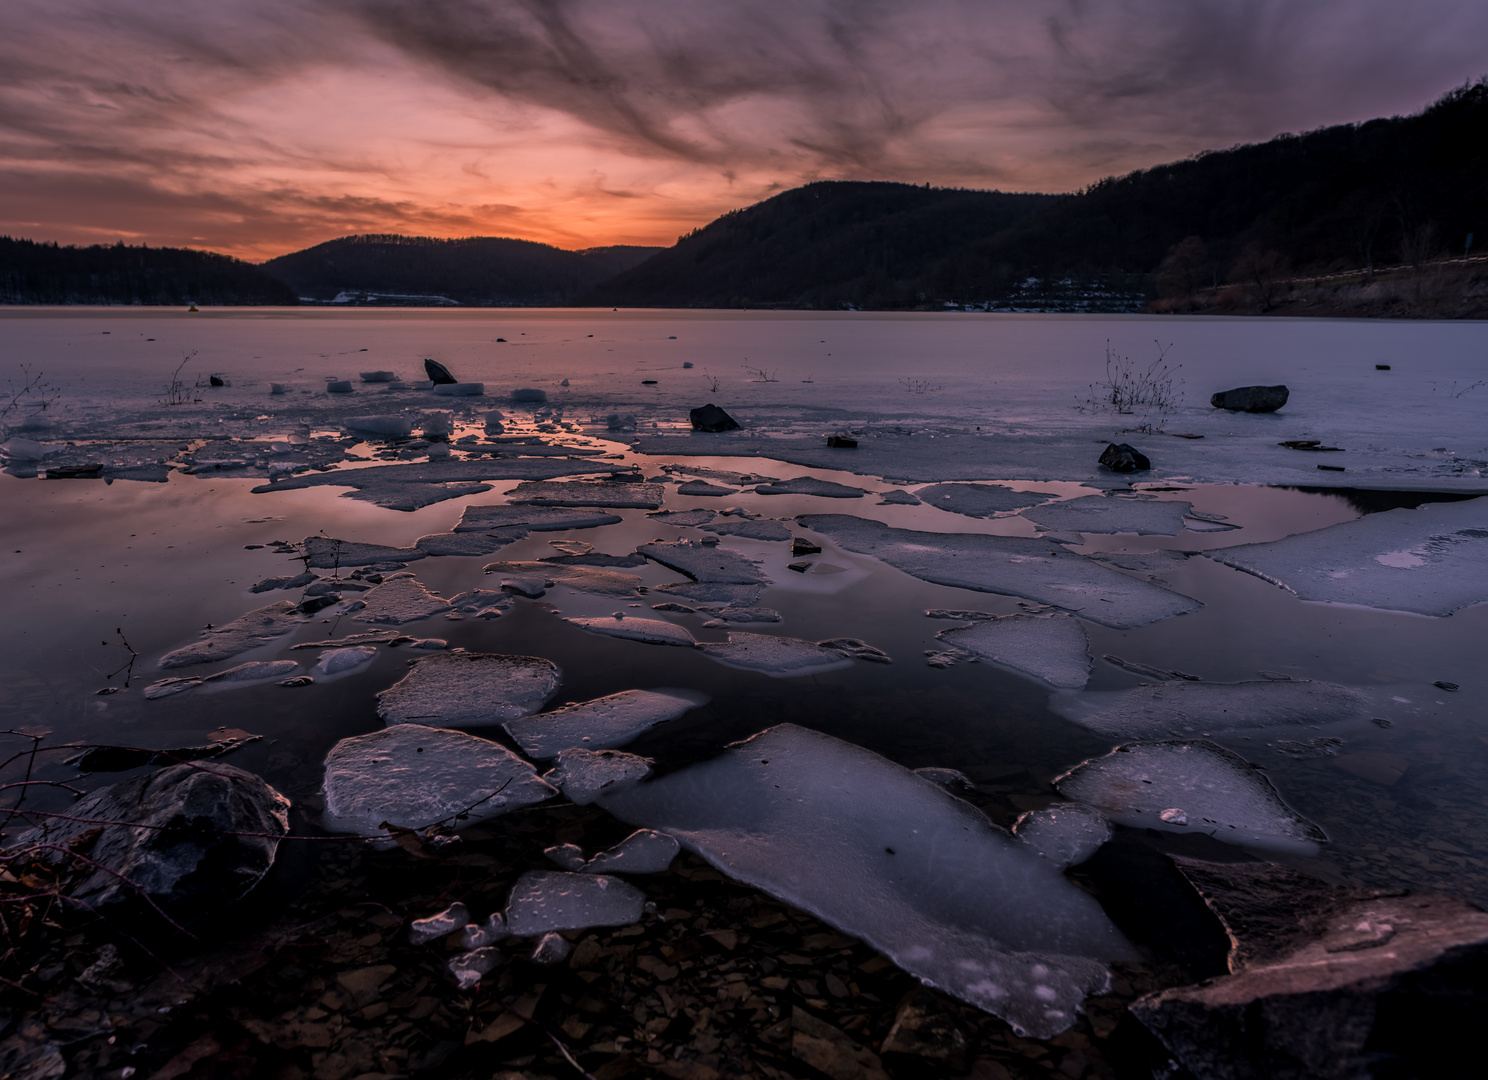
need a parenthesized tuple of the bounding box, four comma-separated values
(321, 724, 556, 836)
(599, 725, 1133, 1038)
(503, 871, 647, 935)
(936, 614, 1091, 689)
(158, 600, 303, 668)
(1055, 741, 1327, 853)
(454, 504, 623, 532)
(1209, 496, 1488, 616)
(503, 689, 709, 758)
(376, 652, 562, 727)
(1022, 495, 1193, 535)
(508, 480, 664, 509)
(543, 747, 655, 805)
(917, 483, 1057, 517)
(799, 515, 1201, 629)
(351, 574, 452, 624)
(566, 615, 697, 647)
(637, 539, 769, 584)
(1051, 680, 1369, 738)
(1012, 805, 1112, 870)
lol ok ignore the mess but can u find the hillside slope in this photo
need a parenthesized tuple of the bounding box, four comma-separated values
(0, 238, 298, 306)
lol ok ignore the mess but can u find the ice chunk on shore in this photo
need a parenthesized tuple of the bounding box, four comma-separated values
(504, 870, 646, 935)
(455, 504, 622, 532)
(504, 689, 709, 758)
(599, 725, 1132, 1038)
(918, 483, 1057, 517)
(316, 646, 377, 674)
(544, 748, 655, 805)
(322, 724, 556, 835)
(1209, 496, 1488, 616)
(203, 660, 299, 683)
(566, 615, 697, 647)
(1052, 680, 1369, 738)
(701, 518, 792, 541)
(508, 480, 664, 509)
(304, 536, 426, 568)
(1023, 495, 1193, 536)
(755, 476, 866, 498)
(409, 902, 469, 945)
(698, 632, 853, 677)
(936, 614, 1091, 689)
(638, 539, 769, 584)
(799, 515, 1200, 629)
(159, 600, 303, 668)
(1055, 741, 1327, 853)
(346, 416, 412, 437)
(1, 437, 64, 461)
(447, 947, 503, 989)
(415, 529, 526, 556)
(676, 479, 737, 496)
(654, 581, 764, 606)
(376, 652, 562, 727)
(1013, 805, 1112, 869)
(352, 575, 452, 624)
(484, 560, 641, 597)
(647, 509, 716, 527)
(585, 830, 679, 874)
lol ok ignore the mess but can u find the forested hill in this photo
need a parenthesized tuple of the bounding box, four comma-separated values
(262, 235, 661, 305)
(583, 182, 1056, 309)
(0, 238, 298, 306)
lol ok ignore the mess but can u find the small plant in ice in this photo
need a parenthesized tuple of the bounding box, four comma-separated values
(1, 364, 61, 434)
(742, 363, 779, 383)
(900, 378, 943, 394)
(162, 351, 202, 406)
(1077, 340, 1183, 433)
(1434, 379, 1486, 399)
(701, 371, 723, 393)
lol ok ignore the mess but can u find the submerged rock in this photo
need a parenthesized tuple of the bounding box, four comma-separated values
(1211, 384, 1289, 412)
(689, 403, 740, 432)
(505, 688, 708, 757)
(376, 652, 562, 727)
(159, 600, 303, 668)
(937, 613, 1091, 688)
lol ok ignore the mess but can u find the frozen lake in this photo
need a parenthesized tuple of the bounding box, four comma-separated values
(3, 307, 1487, 1037)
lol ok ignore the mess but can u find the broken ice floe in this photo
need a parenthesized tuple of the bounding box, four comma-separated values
(935, 614, 1091, 689)
(158, 600, 303, 668)
(376, 652, 562, 727)
(638, 539, 769, 584)
(483, 560, 641, 597)
(1054, 741, 1327, 853)
(455, 504, 623, 532)
(799, 515, 1200, 629)
(315, 646, 378, 675)
(409, 902, 470, 945)
(447, 947, 503, 990)
(754, 476, 866, 498)
(565, 615, 697, 647)
(414, 530, 526, 557)
(701, 607, 782, 625)
(599, 725, 1133, 1038)
(254, 459, 624, 511)
(321, 724, 556, 836)
(1022, 494, 1193, 535)
(917, 483, 1057, 517)
(700, 518, 792, 542)
(646, 509, 716, 527)
(1209, 496, 1488, 616)
(1012, 805, 1112, 870)
(351, 574, 452, 624)
(697, 632, 855, 677)
(460, 913, 509, 950)
(676, 479, 736, 496)
(1051, 679, 1369, 738)
(1087, 550, 1193, 575)
(545, 843, 588, 871)
(878, 489, 920, 505)
(448, 589, 514, 618)
(653, 581, 764, 606)
(583, 830, 680, 875)
(507, 480, 664, 510)
(503, 870, 647, 935)
(816, 638, 892, 664)
(303, 536, 427, 568)
(143, 676, 204, 699)
(543, 748, 655, 805)
(503, 689, 709, 758)
(203, 660, 300, 684)
(250, 571, 316, 593)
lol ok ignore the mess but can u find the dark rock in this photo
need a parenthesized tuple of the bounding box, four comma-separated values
(1210, 385, 1289, 412)
(17, 763, 290, 920)
(1375, 364, 1391, 370)
(45, 463, 104, 479)
(298, 595, 339, 614)
(1099, 442, 1151, 472)
(510, 387, 547, 403)
(208, 374, 225, 387)
(787, 561, 812, 573)
(424, 358, 457, 384)
(791, 537, 822, 556)
(826, 435, 857, 448)
(880, 988, 970, 1076)
(689, 403, 740, 432)
(1131, 858, 1488, 1080)
(1434, 680, 1459, 691)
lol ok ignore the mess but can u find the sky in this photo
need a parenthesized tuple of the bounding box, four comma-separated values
(2, 0, 1484, 262)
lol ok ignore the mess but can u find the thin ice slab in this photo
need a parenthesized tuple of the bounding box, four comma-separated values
(676, 479, 736, 496)
(315, 646, 377, 674)
(599, 725, 1133, 1038)
(322, 724, 556, 836)
(1051, 680, 1369, 739)
(701, 518, 792, 542)
(1013, 805, 1112, 870)
(455, 505, 622, 532)
(415, 529, 526, 556)
(799, 515, 1200, 629)
(504, 871, 646, 935)
(508, 480, 664, 510)
(754, 476, 866, 498)
(202, 660, 299, 684)
(1208, 496, 1488, 616)
(918, 483, 1057, 517)
(936, 614, 1091, 689)
(566, 615, 697, 647)
(159, 600, 303, 668)
(376, 652, 561, 727)
(543, 748, 654, 805)
(1023, 495, 1193, 536)
(351, 575, 452, 624)
(697, 633, 855, 677)
(653, 581, 764, 606)
(647, 509, 716, 527)
(504, 689, 710, 758)
(254, 459, 624, 511)
(638, 540, 769, 584)
(483, 560, 641, 597)
(1055, 741, 1327, 854)
(303, 536, 427, 567)
(585, 830, 680, 874)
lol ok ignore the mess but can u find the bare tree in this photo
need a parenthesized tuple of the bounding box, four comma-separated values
(1230, 244, 1286, 311)
(1155, 236, 1210, 306)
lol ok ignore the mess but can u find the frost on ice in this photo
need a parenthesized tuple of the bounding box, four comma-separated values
(583, 830, 680, 875)
(543, 748, 654, 805)
(1022, 494, 1193, 536)
(754, 476, 866, 498)
(351, 575, 452, 624)
(1208, 496, 1488, 616)
(599, 725, 1133, 1038)
(1054, 741, 1327, 853)
(455, 504, 623, 532)
(917, 483, 1056, 518)
(799, 515, 1200, 629)
(698, 632, 853, 677)
(637, 540, 769, 584)
(504, 870, 647, 935)
(507, 480, 664, 510)
(302, 536, 427, 568)
(503, 689, 709, 758)
(376, 652, 561, 727)
(1051, 680, 1368, 739)
(321, 724, 556, 836)
(566, 615, 697, 647)
(1012, 804, 1112, 870)
(936, 614, 1091, 689)
(158, 600, 303, 668)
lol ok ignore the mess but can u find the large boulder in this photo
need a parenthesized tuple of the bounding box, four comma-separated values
(1098, 442, 1151, 472)
(1210, 385, 1288, 412)
(15, 764, 289, 921)
(424, 358, 458, 384)
(1131, 858, 1488, 1079)
(689, 403, 740, 432)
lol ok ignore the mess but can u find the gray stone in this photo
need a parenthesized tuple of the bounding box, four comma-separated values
(689, 403, 740, 432)
(1210, 384, 1289, 412)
